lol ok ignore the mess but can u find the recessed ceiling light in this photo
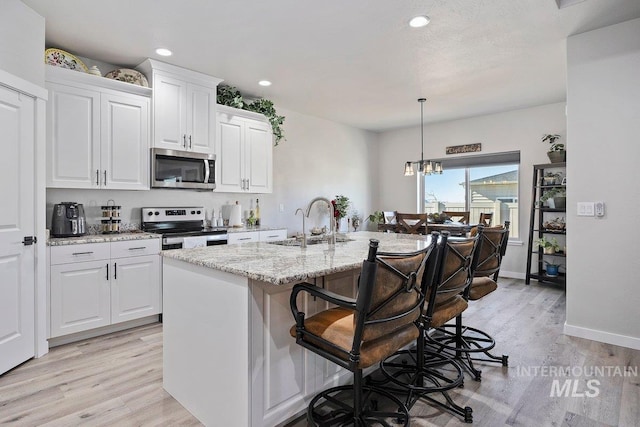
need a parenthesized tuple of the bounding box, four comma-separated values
(409, 15, 430, 28)
(258, 80, 272, 87)
(155, 48, 172, 57)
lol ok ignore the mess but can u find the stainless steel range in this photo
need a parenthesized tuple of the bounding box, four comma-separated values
(141, 207, 228, 250)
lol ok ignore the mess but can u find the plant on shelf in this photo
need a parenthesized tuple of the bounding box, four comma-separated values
(534, 237, 561, 254)
(542, 133, 565, 163)
(217, 85, 286, 145)
(544, 260, 562, 277)
(539, 187, 566, 209)
(542, 171, 562, 186)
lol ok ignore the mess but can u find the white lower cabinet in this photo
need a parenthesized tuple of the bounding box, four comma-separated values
(111, 254, 161, 324)
(250, 269, 358, 426)
(259, 229, 288, 242)
(50, 259, 111, 337)
(49, 239, 161, 338)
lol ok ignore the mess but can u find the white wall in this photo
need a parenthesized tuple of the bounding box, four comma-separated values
(47, 106, 378, 234)
(1, 0, 44, 86)
(377, 103, 567, 277)
(564, 18, 640, 349)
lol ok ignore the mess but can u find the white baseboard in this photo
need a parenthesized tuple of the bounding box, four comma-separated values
(498, 270, 525, 280)
(564, 322, 640, 350)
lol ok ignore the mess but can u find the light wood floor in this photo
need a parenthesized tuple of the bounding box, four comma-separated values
(1, 279, 639, 426)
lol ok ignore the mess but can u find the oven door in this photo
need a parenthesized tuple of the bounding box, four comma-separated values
(151, 148, 216, 190)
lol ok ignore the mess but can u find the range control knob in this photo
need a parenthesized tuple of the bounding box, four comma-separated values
(196, 210, 201, 214)
(154, 211, 160, 215)
(147, 211, 153, 216)
(191, 210, 196, 215)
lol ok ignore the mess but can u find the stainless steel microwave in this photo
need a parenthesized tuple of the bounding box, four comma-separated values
(151, 148, 216, 190)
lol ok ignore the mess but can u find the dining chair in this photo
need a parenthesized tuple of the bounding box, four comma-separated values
(427, 222, 510, 381)
(383, 210, 397, 224)
(379, 230, 481, 423)
(289, 237, 439, 425)
(395, 212, 428, 234)
(442, 210, 470, 224)
(479, 212, 493, 226)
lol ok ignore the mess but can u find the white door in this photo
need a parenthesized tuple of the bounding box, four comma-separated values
(111, 255, 161, 324)
(153, 72, 186, 150)
(246, 120, 272, 193)
(0, 85, 35, 374)
(101, 93, 149, 190)
(46, 83, 100, 188)
(216, 114, 244, 192)
(50, 260, 111, 337)
(186, 82, 215, 154)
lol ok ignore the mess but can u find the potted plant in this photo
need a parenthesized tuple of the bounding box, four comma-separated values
(542, 134, 565, 163)
(542, 172, 562, 186)
(544, 260, 562, 277)
(217, 85, 286, 145)
(366, 211, 384, 231)
(534, 237, 560, 254)
(331, 195, 350, 232)
(539, 187, 566, 209)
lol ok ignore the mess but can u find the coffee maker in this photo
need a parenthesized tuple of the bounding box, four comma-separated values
(51, 202, 86, 237)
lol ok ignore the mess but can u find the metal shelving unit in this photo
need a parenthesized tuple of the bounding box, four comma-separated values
(525, 162, 566, 285)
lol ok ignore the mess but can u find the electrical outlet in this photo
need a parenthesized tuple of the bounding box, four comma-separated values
(595, 201, 605, 217)
(279, 203, 285, 213)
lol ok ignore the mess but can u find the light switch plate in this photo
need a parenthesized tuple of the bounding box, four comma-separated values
(577, 202, 594, 216)
(595, 201, 605, 217)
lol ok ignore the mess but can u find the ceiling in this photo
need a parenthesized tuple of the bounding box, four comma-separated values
(22, 0, 640, 132)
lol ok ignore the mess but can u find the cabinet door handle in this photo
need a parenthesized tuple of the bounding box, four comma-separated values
(128, 246, 146, 251)
(96, 169, 99, 186)
(238, 237, 252, 241)
(103, 170, 107, 186)
(183, 134, 187, 148)
(246, 178, 249, 189)
(189, 135, 192, 149)
(106, 263, 109, 280)
(72, 251, 94, 256)
(114, 262, 117, 279)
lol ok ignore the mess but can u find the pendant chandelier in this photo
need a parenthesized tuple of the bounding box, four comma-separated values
(404, 98, 443, 176)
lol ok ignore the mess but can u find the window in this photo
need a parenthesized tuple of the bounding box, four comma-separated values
(422, 151, 519, 238)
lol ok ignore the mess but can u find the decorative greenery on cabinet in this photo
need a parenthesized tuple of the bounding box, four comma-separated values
(217, 85, 285, 145)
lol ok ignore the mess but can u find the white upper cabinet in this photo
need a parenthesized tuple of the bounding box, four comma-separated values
(216, 105, 273, 193)
(45, 66, 150, 190)
(137, 59, 222, 154)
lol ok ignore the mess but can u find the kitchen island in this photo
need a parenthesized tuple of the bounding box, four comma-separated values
(161, 231, 431, 427)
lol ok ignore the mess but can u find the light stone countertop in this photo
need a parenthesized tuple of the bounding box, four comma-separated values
(48, 232, 161, 246)
(161, 231, 433, 285)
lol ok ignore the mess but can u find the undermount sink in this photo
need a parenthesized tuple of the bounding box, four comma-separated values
(268, 235, 354, 247)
